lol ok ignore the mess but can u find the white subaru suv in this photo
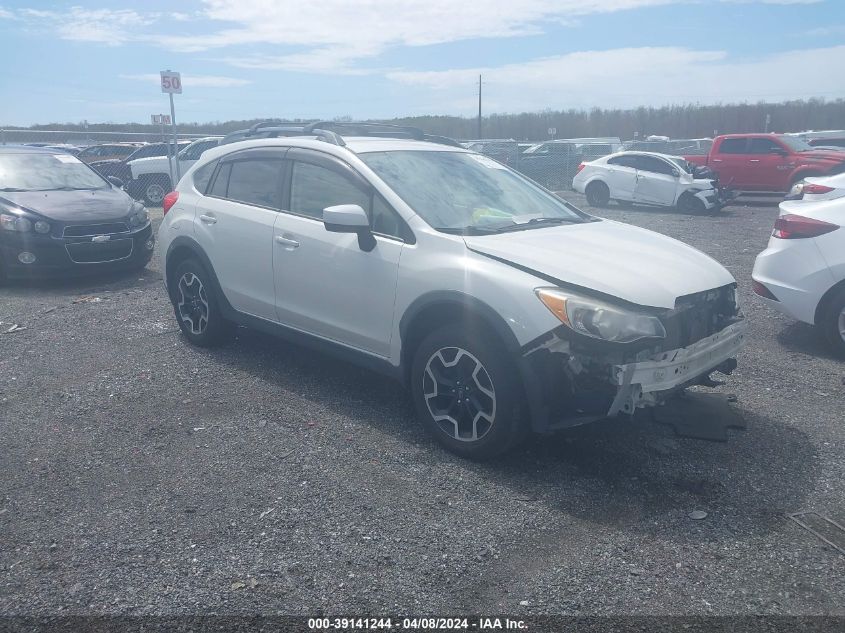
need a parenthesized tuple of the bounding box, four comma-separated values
(158, 123, 747, 459)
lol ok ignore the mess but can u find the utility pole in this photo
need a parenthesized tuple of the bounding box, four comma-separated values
(477, 74, 482, 140)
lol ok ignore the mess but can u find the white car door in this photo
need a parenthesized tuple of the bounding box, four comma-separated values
(272, 149, 404, 357)
(193, 148, 285, 321)
(632, 155, 679, 206)
(603, 155, 638, 201)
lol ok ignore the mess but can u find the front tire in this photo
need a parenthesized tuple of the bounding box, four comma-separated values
(585, 181, 610, 207)
(819, 286, 845, 357)
(171, 258, 232, 347)
(677, 192, 707, 214)
(410, 324, 527, 459)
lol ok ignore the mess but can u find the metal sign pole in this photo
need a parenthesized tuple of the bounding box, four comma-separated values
(162, 118, 174, 187)
(169, 93, 180, 183)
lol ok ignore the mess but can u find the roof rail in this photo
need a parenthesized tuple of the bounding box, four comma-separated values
(223, 120, 460, 149)
(302, 121, 462, 147)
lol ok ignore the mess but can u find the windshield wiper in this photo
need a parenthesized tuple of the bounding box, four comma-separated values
(36, 186, 104, 191)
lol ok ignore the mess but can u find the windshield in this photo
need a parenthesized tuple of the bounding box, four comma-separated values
(777, 135, 814, 152)
(0, 153, 110, 191)
(360, 150, 589, 233)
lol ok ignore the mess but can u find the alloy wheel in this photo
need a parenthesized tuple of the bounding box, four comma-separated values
(423, 347, 496, 442)
(177, 272, 209, 335)
(146, 183, 165, 205)
(839, 307, 845, 342)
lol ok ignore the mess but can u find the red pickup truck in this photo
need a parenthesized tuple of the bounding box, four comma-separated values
(684, 134, 845, 193)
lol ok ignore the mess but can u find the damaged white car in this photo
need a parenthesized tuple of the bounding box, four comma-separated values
(572, 151, 725, 213)
(159, 124, 746, 460)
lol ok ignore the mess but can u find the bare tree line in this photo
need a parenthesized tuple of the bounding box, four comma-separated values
(11, 98, 845, 141)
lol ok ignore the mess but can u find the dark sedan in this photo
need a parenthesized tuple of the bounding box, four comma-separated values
(0, 147, 154, 281)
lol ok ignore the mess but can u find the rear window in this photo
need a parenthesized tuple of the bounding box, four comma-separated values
(192, 159, 218, 194)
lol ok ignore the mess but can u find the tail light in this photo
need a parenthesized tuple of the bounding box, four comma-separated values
(752, 279, 779, 301)
(162, 191, 179, 216)
(575, 163, 586, 175)
(801, 183, 835, 195)
(773, 214, 838, 239)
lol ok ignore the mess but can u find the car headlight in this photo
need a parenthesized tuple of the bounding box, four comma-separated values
(34, 220, 51, 234)
(0, 213, 33, 233)
(128, 206, 149, 227)
(536, 288, 666, 343)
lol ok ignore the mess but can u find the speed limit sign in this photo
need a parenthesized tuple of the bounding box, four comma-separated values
(160, 71, 182, 94)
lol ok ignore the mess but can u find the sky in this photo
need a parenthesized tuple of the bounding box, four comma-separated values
(0, 0, 843, 126)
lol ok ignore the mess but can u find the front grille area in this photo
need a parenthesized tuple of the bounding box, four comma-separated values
(65, 239, 133, 263)
(63, 222, 129, 237)
(664, 284, 740, 348)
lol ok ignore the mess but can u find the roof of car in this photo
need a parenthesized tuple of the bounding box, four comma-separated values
(203, 136, 469, 158)
(607, 150, 687, 161)
(0, 145, 70, 155)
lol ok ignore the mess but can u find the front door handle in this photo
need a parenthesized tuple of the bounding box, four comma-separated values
(199, 214, 217, 225)
(275, 235, 300, 249)
(749, 159, 761, 163)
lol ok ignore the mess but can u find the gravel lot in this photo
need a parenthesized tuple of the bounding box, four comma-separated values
(1, 193, 843, 618)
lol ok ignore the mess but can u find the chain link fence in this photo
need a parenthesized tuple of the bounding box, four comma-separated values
(0, 128, 211, 147)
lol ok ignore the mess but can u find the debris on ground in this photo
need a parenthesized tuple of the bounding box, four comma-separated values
(4, 324, 25, 334)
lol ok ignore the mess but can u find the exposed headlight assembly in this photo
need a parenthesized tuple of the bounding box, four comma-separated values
(128, 205, 149, 227)
(536, 288, 666, 343)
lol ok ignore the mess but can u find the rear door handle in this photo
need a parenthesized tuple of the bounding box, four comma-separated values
(275, 235, 300, 249)
(199, 214, 217, 225)
(749, 159, 761, 163)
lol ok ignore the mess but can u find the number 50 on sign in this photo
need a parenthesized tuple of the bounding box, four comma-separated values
(160, 71, 182, 94)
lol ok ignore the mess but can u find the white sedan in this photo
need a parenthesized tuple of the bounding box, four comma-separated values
(752, 196, 844, 356)
(572, 151, 722, 213)
(786, 171, 845, 202)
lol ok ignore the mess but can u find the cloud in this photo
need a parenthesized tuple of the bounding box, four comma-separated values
(18, 7, 155, 45)
(386, 45, 845, 112)
(119, 74, 251, 88)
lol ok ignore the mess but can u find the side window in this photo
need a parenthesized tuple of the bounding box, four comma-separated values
(636, 156, 674, 175)
(748, 138, 784, 154)
(225, 159, 283, 208)
(209, 162, 231, 198)
(289, 162, 370, 220)
(607, 155, 636, 168)
(718, 138, 747, 154)
(192, 159, 218, 194)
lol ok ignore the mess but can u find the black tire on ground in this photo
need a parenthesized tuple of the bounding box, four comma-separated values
(585, 181, 610, 207)
(410, 323, 528, 460)
(818, 285, 845, 358)
(677, 192, 707, 214)
(170, 258, 233, 347)
(142, 175, 172, 206)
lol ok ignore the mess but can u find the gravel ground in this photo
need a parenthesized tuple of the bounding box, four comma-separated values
(1, 194, 843, 617)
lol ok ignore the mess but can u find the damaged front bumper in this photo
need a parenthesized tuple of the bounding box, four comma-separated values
(607, 320, 747, 416)
(518, 319, 747, 433)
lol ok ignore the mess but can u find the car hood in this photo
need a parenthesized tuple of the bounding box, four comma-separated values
(463, 220, 735, 309)
(0, 188, 136, 223)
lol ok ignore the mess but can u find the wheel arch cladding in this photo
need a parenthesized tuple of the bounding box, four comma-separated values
(165, 237, 230, 312)
(399, 292, 522, 387)
(814, 278, 845, 326)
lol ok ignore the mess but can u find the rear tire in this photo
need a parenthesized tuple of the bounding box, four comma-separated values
(410, 323, 527, 460)
(171, 258, 233, 347)
(585, 181, 610, 207)
(819, 286, 845, 357)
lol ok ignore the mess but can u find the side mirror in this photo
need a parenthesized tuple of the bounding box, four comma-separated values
(323, 204, 375, 251)
(106, 176, 124, 188)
